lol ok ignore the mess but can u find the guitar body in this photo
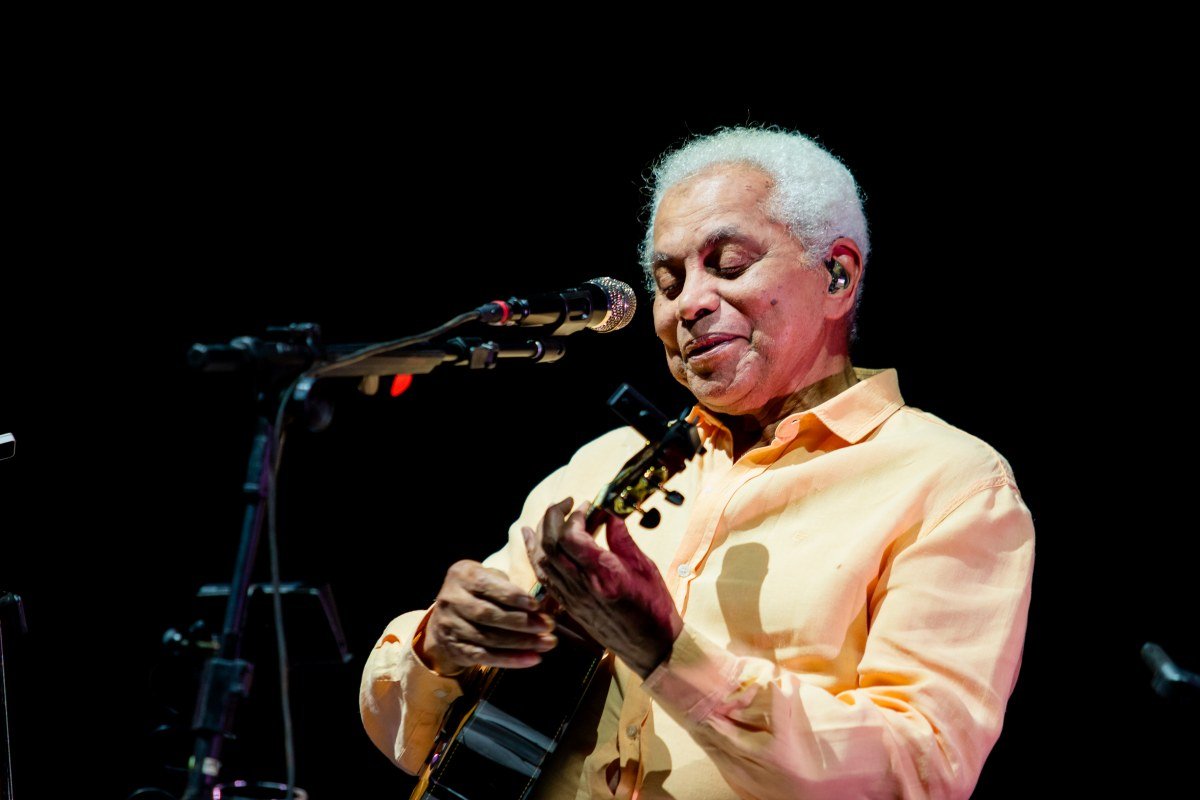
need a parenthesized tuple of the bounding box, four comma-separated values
(411, 617, 606, 800)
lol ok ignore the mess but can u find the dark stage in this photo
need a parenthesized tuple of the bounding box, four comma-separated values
(1, 78, 1195, 798)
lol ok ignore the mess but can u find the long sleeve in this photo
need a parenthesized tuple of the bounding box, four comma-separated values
(639, 479, 1035, 799)
(359, 605, 469, 774)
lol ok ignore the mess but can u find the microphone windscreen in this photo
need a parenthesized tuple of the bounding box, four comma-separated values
(586, 277, 637, 333)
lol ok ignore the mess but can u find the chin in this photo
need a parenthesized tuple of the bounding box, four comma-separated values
(688, 378, 757, 416)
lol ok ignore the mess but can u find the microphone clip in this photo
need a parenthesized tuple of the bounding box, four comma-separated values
(444, 336, 567, 369)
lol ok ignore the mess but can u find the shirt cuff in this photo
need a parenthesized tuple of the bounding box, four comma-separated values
(370, 606, 468, 706)
(639, 622, 741, 725)
(360, 607, 471, 773)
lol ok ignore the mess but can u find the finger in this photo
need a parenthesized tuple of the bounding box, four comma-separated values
(528, 509, 593, 603)
(540, 497, 576, 552)
(427, 612, 552, 672)
(559, 529, 624, 600)
(465, 564, 539, 612)
(539, 552, 620, 622)
(552, 541, 617, 600)
(444, 640, 547, 670)
(522, 524, 549, 557)
(456, 593, 554, 633)
(459, 619, 558, 651)
(552, 502, 608, 570)
(543, 510, 620, 595)
(541, 547, 592, 599)
(566, 502, 590, 530)
(522, 525, 551, 584)
(604, 512, 643, 563)
(558, 523, 603, 567)
(578, 500, 604, 534)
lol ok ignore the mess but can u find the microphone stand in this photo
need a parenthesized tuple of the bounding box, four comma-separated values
(159, 323, 567, 800)
(179, 411, 271, 800)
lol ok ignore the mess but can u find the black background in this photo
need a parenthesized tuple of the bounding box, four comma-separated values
(1, 50, 1196, 799)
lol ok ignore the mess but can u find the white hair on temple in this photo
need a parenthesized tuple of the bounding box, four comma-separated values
(639, 125, 871, 340)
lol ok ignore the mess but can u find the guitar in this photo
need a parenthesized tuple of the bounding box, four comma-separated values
(409, 384, 704, 800)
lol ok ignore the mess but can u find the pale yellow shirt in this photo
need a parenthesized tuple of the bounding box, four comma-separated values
(360, 367, 1035, 799)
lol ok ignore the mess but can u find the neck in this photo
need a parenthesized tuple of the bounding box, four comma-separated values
(713, 361, 860, 460)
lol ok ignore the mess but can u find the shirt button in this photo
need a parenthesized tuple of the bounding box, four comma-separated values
(677, 564, 693, 578)
(626, 724, 639, 739)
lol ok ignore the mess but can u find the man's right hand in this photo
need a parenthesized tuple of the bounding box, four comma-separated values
(416, 560, 557, 675)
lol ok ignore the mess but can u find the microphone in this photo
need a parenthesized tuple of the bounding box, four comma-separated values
(475, 277, 637, 336)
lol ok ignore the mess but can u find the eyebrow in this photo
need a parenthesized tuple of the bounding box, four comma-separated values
(652, 225, 751, 269)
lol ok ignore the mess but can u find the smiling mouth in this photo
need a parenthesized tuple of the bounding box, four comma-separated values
(685, 334, 741, 360)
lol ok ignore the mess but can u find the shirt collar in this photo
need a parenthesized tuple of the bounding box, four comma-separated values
(686, 366, 905, 447)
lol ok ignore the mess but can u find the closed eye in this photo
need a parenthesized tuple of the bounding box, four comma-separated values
(655, 264, 751, 298)
(653, 235, 762, 298)
(704, 241, 759, 275)
(656, 279, 682, 299)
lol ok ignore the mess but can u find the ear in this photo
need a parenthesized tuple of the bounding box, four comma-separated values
(822, 237, 864, 323)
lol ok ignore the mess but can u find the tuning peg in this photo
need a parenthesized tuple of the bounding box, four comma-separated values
(639, 508, 662, 529)
(663, 490, 684, 506)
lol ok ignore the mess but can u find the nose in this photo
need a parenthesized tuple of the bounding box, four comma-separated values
(674, 268, 721, 324)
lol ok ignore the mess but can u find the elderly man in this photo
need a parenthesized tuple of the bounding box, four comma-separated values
(360, 126, 1035, 799)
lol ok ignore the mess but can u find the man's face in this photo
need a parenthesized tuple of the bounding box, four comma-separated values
(650, 163, 834, 417)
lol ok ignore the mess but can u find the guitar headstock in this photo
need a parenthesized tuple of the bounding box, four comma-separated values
(586, 385, 706, 530)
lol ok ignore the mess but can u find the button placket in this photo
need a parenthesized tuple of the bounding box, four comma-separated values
(672, 459, 775, 615)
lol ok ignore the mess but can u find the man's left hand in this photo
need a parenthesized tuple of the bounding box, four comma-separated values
(522, 498, 684, 679)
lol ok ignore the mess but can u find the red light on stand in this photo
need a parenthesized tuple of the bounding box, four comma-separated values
(390, 374, 414, 397)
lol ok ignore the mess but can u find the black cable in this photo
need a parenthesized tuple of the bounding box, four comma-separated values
(303, 310, 482, 379)
(261, 310, 482, 800)
(270, 377, 300, 800)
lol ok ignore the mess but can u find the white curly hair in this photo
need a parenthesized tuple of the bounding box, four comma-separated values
(639, 125, 870, 341)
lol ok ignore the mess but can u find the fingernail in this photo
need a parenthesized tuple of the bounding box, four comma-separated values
(537, 634, 557, 649)
(539, 613, 555, 630)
